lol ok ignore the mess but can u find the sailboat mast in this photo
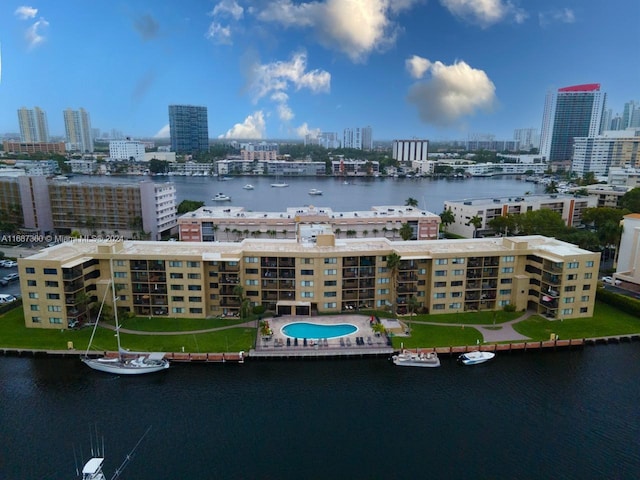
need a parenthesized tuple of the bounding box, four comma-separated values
(109, 258, 123, 359)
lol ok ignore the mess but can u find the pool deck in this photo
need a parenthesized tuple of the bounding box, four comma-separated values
(250, 314, 394, 358)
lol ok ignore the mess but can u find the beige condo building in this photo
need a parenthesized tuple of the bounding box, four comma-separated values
(19, 233, 599, 330)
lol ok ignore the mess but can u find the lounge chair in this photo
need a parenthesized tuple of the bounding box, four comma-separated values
(323, 338, 328, 347)
(346, 338, 352, 347)
(286, 337, 291, 347)
(303, 338, 308, 347)
(340, 338, 345, 347)
(367, 336, 372, 346)
(294, 338, 299, 346)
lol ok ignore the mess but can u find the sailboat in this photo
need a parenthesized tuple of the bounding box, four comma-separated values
(270, 171, 289, 188)
(82, 275, 169, 375)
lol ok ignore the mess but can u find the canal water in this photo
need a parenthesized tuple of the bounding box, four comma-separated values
(1, 343, 639, 479)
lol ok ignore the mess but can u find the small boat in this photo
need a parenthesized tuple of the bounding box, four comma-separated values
(243, 184, 255, 190)
(458, 351, 495, 365)
(212, 193, 231, 201)
(392, 350, 440, 368)
(308, 188, 323, 195)
(271, 173, 289, 188)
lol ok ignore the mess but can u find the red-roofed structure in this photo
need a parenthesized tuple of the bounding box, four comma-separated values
(558, 83, 600, 92)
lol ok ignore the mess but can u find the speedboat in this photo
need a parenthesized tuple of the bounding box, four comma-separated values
(212, 193, 231, 201)
(458, 351, 495, 365)
(392, 350, 440, 368)
(308, 188, 323, 195)
(243, 184, 255, 190)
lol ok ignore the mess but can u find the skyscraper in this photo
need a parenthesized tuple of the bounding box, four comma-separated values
(343, 126, 373, 150)
(168, 105, 209, 154)
(539, 83, 607, 162)
(17, 106, 49, 142)
(63, 108, 94, 153)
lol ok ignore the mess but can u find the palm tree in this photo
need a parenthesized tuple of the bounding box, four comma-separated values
(362, 229, 369, 237)
(405, 197, 419, 207)
(407, 295, 420, 333)
(439, 209, 455, 234)
(233, 285, 248, 319)
(399, 223, 413, 240)
(544, 181, 559, 194)
(224, 227, 231, 240)
(467, 215, 483, 238)
(335, 228, 342, 238)
(386, 252, 401, 314)
(372, 228, 379, 237)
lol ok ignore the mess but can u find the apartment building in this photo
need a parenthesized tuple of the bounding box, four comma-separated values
(615, 213, 640, 287)
(444, 194, 597, 238)
(178, 205, 441, 242)
(18, 234, 600, 329)
(2, 141, 66, 155)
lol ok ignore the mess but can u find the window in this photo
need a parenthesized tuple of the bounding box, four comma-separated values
(188, 285, 201, 291)
(563, 297, 574, 304)
(434, 281, 446, 288)
(451, 280, 463, 287)
(244, 257, 258, 263)
(324, 258, 337, 264)
(561, 308, 573, 316)
(502, 256, 515, 262)
(172, 296, 184, 302)
(567, 262, 579, 269)
(500, 278, 513, 284)
(45, 280, 58, 287)
(169, 261, 182, 267)
(499, 289, 511, 295)
(435, 270, 447, 277)
(434, 292, 446, 299)
(564, 285, 576, 292)
(26, 267, 36, 274)
(452, 258, 465, 264)
(170, 273, 183, 279)
(324, 291, 337, 297)
(301, 269, 314, 276)
(245, 268, 258, 275)
(580, 307, 588, 313)
(585, 261, 594, 267)
(324, 302, 337, 309)
(501, 267, 514, 273)
(208, 271, 218, 277)
(171, 284, 184, 291)
(30, 304, 39, 311)
(49, 317, 63, 324)
(301, 292, 314, 298)
(451, 291, 462, 298)
(28, 292, 38, 299)
(449, 302, 462, 309)
(46, 293, 60, 300)
(44, 268, 57, 275)
(114, 260, 125, 266)
(417, 291, 425, 297)
(418, 268, 427, 274)
(47, 305, 62, 312)
(27, 280, 37, 287)
(581, 295, 589, 302)
(246, 279, 258, 286)
(324, 269, 337, 275)
(584, 272, 592, 279)
(453, 269, 464, 276)
(188, 273, 201, 279)
(378, 267, 388, 273)
(567, 274, 577, 280)
(209, 283, 218, 289)
(172, 307, 185, 314)
(435, 259, 448, 265)
(583, 284, 591, 291)
(247, 291, 259, 297)
(377, 278, 390, 284)
(187, 261, 201, 268)
(498, 300, 510, 306)
(114, 271, 127, 278)
(302, 258, 313, 264)
(324, 280, 337, 286)
(433, 304, 445, 310)
(188, 296, 202, 302)
(377, 288, 389, 295)
(31, 316, 41, 323)
(301, 280, 314, 287)
(189, 307, 203, 314)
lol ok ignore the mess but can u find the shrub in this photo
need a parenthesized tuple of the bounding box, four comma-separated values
(503, 304, 516, 312)
(252, 305, 266, 315)
(596, 288, 640, 318)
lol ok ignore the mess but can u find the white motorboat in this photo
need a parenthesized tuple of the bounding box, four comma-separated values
(392, 350, 440, 368)
(82, 271, 170, 375)
(243, 184, 255, 190)
(212, 193, 231, 201)
(458, 351, 495, 365)
(308, 188, 323, 195)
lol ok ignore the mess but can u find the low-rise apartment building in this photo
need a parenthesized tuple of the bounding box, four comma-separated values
(19, 234, 599, 329)
(178, 205, 441, 242)
(444, 194, 597, 238)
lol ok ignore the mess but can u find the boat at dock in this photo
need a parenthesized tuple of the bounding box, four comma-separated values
(212, 193, 231, 201)
(392, 350, 440, 368)
(458, 351, 495, 365)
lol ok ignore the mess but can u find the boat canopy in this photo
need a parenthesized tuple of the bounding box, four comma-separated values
(82, 457, 104, 474)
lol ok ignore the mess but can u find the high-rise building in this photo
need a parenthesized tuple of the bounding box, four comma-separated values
(168, 105, 209, 154)
(109, 139, 146, 161)
(63, 108, 94, 153)
(513, 128, 539, 151)
(539, 83, 607, 162)
(343, 126, 372, 150)
(17, 107, 49, 143)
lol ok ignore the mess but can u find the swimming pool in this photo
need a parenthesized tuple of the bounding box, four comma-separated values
(281, 322, 358, 339)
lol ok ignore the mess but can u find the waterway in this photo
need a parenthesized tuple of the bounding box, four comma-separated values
(68, 174, 546, 213)
(1, 344, 639, 479)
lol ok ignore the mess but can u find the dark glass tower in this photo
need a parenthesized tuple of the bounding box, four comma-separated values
(168, 105, 209, 154)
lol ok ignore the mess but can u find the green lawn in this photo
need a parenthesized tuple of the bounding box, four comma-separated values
(391, 324, 483, 349)
(406, 310, 521, 325)
(119, 316, 249, 332)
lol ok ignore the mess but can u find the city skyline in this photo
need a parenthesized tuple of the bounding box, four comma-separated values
(0, 1, 638, 141)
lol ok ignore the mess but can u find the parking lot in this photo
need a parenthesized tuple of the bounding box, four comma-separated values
(0, 264, 22, 299)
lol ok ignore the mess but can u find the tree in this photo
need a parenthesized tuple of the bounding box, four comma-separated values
(335, 228, 342, 238)
(177, 199, 205, 214)
(620, 188, 640, 213)
(518, 209, 567, 237)
(407, 295, 420, 333)
(405, 197, 419, 207)
(233, 285, 249, 319)
(544, 181, 559, 194)
(467, 215, 483, 238)
(439, 208, 455, 233)
(399, 222, 413, 240)
(488, 214, 518, 236)
(386, 253, 401, 314)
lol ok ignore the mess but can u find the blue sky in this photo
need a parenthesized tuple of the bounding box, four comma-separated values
(0, 1, 638, 141)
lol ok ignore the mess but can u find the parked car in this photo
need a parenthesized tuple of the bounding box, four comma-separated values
(601, 276, 621, 286)
(2, 273, 19, 283)
(0, 294, 18, 303)
(2, 260, 18, 268)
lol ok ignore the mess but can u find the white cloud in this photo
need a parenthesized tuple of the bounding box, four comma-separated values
(211, 0, 244, 20)
(277, 104, 294, 122)
(15, 6, 38, 19)
(25, 18, 49, 49)
(251, 51, 330, 101)
(205, 22, 233, 45)
(257, 0, 419, 62)
(405, 55, 431, 79)
(539, 8, 575, 27)
(295, 122, 320, 138)
(219, 111, 266, 139)
(154, 124, 170, 138)
(406, 59, 496, 126)
(440, 0, 527, 28)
